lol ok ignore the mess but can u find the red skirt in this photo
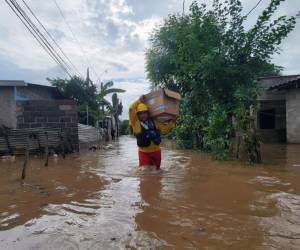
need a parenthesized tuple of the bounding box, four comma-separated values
(138, 150, 161, 170)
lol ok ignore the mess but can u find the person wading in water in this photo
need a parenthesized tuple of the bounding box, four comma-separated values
(129, 96, 176, 170)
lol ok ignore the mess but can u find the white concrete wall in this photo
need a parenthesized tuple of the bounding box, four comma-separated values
(0, 87, 17, 128)
(286, 88, 300, 143)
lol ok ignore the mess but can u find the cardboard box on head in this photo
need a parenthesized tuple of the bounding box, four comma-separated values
(144, 88, 181, 122)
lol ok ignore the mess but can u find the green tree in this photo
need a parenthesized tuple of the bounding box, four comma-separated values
(120, 119, 130, 135)
(146, 0, 299, 162)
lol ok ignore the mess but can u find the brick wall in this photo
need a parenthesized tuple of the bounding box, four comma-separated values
(16, 100, 79, 150)
(0, 87, 17, 128)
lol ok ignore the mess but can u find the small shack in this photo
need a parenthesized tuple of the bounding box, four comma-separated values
(0, 80, 79, 153)
(257, 75, 300, 143)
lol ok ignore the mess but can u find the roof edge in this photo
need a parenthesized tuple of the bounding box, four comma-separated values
(258, 74, 300, 80)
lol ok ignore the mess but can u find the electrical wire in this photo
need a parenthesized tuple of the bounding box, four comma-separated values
(6, 0, 74, 77)
(5, 0, 73, 77)
(21, 0, 82, 77)
(12, 0, 74, 75)
(52, 0, 100, 81)
(245, 0, 264, 17)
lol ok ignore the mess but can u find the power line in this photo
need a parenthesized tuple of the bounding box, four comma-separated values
(52, 0, 84, 55)
(5, 0, 75, 77)
(52, 0, 100, 81)
(8, 0, 73, 76)
(14, 0, 74, 76)
(245, 0, 264, 17)
(20, 0, 82, 77)
(5, 0, 73, 77)
(5, 0, 63, 72)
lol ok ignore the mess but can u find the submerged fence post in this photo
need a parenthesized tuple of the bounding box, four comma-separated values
(59, 130, 66, 159)
(66, 133, 74, 153)
(21, 137, 30, 180)
(44, 131, 49, 167)
(2, 128, 13, 155)
(36, 133, 42, 156)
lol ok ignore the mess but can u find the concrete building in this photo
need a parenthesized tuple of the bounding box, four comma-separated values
(257, 75, 300, 143)
(0, 80, 79, 149)
(0, 80, 64, 128)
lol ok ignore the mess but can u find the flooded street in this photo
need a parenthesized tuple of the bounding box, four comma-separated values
(1, 136, 300, 249)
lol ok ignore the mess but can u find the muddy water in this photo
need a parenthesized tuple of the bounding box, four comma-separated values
(1, 137, 300, 249)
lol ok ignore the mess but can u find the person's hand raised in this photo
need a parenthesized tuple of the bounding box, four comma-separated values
(139, 95, 146, 103)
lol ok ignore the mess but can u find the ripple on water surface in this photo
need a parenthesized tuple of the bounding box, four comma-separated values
(1, 137, 300, 249)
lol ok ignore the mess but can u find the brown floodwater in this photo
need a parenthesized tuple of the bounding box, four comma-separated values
(1, 136, 300, 249)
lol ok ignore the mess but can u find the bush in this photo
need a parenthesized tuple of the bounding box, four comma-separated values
(120, 120, 130, 135)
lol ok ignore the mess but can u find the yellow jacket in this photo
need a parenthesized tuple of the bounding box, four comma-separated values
(129, 99, 174, 153)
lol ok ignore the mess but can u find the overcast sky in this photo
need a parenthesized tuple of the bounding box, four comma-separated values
(0, 0, 299, 118)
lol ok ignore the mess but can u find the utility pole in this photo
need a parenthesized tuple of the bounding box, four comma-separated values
(182, 0, 186, 15)
(86, 67, 91, 85)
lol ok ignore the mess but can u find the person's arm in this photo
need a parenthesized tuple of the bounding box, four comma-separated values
(129, 99, 142, 134)
(155, 120, 175, 135)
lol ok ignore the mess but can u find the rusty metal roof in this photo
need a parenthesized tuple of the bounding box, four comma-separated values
(258, 75, 300, 90)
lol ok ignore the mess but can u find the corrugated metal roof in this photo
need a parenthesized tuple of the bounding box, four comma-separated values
(258, 75, 300, 90)
(0, 80, 55, 88)
(0, 80, 27, 87)
(28, 83, 56, 88)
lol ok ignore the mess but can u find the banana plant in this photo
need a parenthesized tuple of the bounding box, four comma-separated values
(96, 81, 125, 117)
(111, 93, 124, 137)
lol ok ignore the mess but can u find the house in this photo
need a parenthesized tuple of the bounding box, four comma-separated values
(0, 80, 66, 128)
(0, 80, 79, 150)
(257, 75, 300, 143)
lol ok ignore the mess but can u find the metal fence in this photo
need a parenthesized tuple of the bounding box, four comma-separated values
(78, 123, 104, 149)
(0, 127, 68, 155)
(0, 122, 112, 155)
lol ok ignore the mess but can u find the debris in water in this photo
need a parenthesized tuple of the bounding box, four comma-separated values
(1, 155, 15, 161)
(104, 144, 113, 150)
(193, 227, 206, 235)
(89, 145, 97, 151)
(0, 155, 8, 160)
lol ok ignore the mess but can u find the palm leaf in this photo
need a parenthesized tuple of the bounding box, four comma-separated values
(99, 98, 112, 108)
(103, 88, 126, 95)
(103, 81, 114, 90)
(96, 92, 105, 101)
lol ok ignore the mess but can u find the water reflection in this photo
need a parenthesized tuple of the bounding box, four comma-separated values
(1, 137, 300, 249)
(0, 154, 105, 231)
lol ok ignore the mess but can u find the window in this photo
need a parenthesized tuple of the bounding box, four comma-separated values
(260, 109, 275, 129)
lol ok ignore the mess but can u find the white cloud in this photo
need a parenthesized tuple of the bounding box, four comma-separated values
(0, 0, 299, 85)
(108, 79, 150, 119)
(0, 0, 159, 81)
